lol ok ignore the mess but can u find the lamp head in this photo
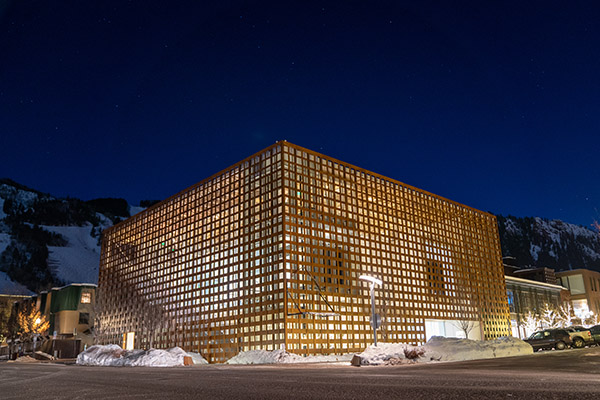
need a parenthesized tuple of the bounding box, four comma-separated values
(359, 275, 382, 286)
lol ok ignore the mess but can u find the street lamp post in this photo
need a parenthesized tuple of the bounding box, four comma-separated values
(359, 275, 383, 346)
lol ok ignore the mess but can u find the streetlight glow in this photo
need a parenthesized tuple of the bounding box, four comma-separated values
(359, 274, 383, 346)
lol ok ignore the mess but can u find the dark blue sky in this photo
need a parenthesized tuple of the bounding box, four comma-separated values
(1, 1, 598, 227)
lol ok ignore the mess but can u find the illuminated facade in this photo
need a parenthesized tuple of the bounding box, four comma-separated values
(557, 269, 600, 319)
(97, 141, 510, 363)
(504, 275, 566, 338)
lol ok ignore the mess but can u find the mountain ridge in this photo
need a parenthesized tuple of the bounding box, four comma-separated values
(1, 179, 599, 294)
(0, 179, 149, 294)
(496, 214, 600, 272)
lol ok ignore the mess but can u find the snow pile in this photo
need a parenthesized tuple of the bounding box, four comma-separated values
(357, 336, 533, 365)
(424, 336, 532, 362)
(34, 351, 55, 360)
(226, 349, 353, 364)
(357, 342, 419, 365)
(226, 349, 301, 364)
(12, 355, 38, 363)
(76, 345, 208, 367)
(187, 352, 209, 365)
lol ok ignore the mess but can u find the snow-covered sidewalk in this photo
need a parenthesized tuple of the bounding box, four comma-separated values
(226, 336, 533, 365)
(226, 349, 353, 364)
(76, 345, 208, 367)
(76, 337, 533, 367)
(356, 336, 533, 365)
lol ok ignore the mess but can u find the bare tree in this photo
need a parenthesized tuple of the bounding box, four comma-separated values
(539, 305, 561, 329)
(583, 311, 597, 327)
(454, 320, 476, 339)
(558, 303, 574, 327)
(521, 311, 541, 337)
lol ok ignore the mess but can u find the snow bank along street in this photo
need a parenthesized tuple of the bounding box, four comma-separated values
(227, 336, 532, 365)
(226, 349, 353, 364)
(75, 337, 532, 367)
(356, 336, 533, 365)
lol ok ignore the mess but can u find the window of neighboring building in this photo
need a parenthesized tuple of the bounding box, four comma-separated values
(572, 299, 589, 318)
(507, 290, 515, 313)
(79, 312, 90, 325)
(567, 275, 585, 295)
(81, 292, 91, 304)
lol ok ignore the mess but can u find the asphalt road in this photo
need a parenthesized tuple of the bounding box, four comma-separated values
(2, 347, 600, 400)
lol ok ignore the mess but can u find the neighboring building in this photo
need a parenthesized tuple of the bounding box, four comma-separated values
(557, 269, 600, 319)
(504, 275, 566, 338)
(0, 294, 31, 352)
(38, 283, 97, 350)
(1, 294, 32, 335)
(8, 283, 97, 356)
(97, 141, 510, 363)
(513, 267, 558, 285)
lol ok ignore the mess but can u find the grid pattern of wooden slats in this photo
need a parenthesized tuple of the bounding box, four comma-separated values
(97, 141, 510, 363)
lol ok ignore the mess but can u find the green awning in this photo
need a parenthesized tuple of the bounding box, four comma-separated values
(50, 286, 83, 313)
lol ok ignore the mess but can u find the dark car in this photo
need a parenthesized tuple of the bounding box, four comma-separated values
(525, 329, 573, 351)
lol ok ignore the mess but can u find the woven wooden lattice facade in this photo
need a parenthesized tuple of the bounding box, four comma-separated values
(97, 141, 510, 363)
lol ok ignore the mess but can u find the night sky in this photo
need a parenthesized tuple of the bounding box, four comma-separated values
(1, 1, 599, 227)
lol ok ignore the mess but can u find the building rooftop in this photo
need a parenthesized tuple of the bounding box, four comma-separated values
(505, 275, 567, 291)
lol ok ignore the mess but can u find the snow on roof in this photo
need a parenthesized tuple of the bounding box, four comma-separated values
(48, 283, 98, 292)
(556, 268, 600, 276)
(504, 275, 567, 291)
(0, 294, 31, 299)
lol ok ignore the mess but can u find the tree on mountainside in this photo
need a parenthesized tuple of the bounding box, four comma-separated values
(86, 198, 130, 222)
(140, 200, 161, 208)
(497, 215, 600, 272)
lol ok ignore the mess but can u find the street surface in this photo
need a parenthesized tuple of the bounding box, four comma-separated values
(2, 346, 600, 399)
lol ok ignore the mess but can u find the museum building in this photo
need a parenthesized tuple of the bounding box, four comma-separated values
(97, 141, 510, 363)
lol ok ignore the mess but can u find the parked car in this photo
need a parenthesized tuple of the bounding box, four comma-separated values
(589, 325, 600, 344)
(525, 329, 573, 351)
(564, 326, 595, 348)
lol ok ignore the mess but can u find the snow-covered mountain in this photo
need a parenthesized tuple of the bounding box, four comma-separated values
(0, 179, 147, 294)
(497, 215, 600, 271)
